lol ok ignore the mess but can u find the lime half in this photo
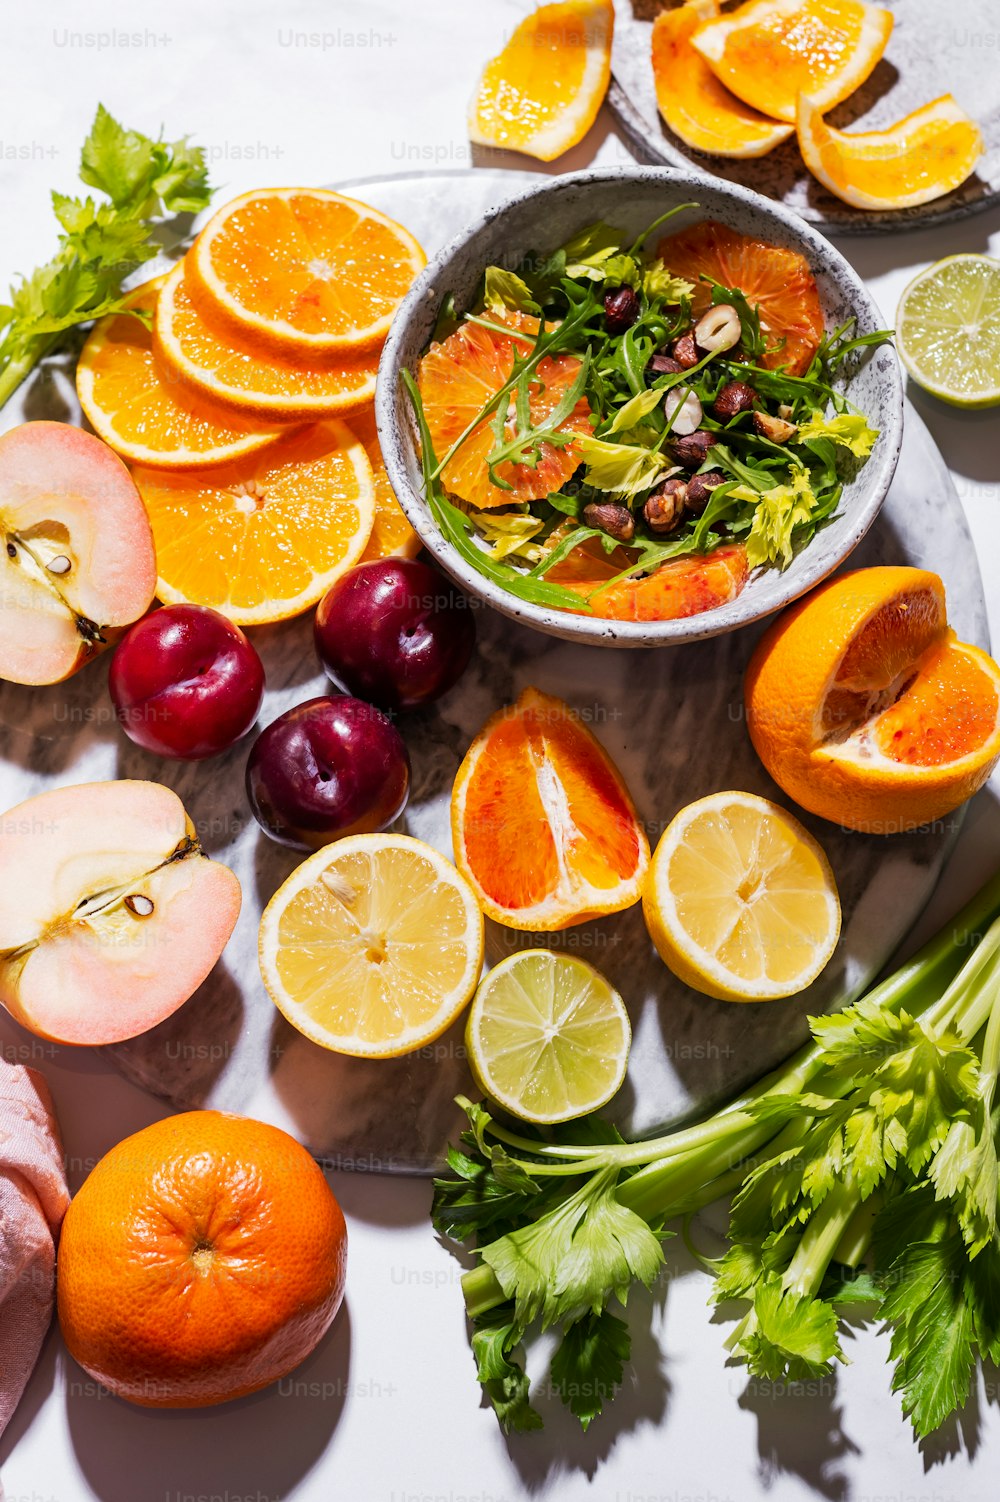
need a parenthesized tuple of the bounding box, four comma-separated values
(896, 254, 1000, 408)
(466, 950, 631, 1124)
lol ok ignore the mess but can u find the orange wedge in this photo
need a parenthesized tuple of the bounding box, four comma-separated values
(657, 219, 824, 376)
(652, 1, 794, 159)
(187, 188, 426, 357)
(547, 536, 750, 621)
(154, 262, 378, 423)
(132, 423, 375, 625)
(468, 0, 614, 162)
(418, 313, 592, 510)
(692, 0, 893, 126)
(76, 278, 283, 469)
(451, 686, 650, 931)
(797, 94, 984, 211)
(348, 406, 421, 563)
(745, 566, 1000, 834)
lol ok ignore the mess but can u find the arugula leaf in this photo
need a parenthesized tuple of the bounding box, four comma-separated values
(472, 1313, 543, 1433)
(575, 434, 674, 499)
(798, 410, 878, 458)
(550, 1309, 631, 1429)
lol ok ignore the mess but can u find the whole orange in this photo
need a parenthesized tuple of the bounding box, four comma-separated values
(57, 1111, 347, 1408)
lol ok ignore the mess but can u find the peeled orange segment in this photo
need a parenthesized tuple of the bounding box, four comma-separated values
(465, 950, 631, 1124)
(469, 0, 613, 162)
(657, 219, 824, 376)
(348, 406, 421, 563)
(691, 0, 893, 126)
(451, 686, 650, 931)
(745, 566, 1000, 835)
(187, 188, 427, 356)
(642, 791, 841, 1003)
(418, 313, 592, 510)
(547, 537, 749, 621)
(76, 278, 284, 470)
(154, 262, 378, 422)
(652, 1, 794, 159)
(797, 93, 984, 212)
(132, 422, 375, 625)
(258, 834, 485, 1059)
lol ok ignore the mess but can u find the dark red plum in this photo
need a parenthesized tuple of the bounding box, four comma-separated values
(109, 604, 265, 761)
(314, 558, 476, 712)
(246, 696, 410, 850)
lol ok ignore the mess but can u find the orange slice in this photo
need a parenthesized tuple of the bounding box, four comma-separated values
(657, 219, 824, 376)
(547, 536, 749, 621)
(745, 566, 1000, 834)
(468, 0, 614, 162)
(418, 313, 592, 510)
(348, 406, 421, 563)
(132, 423, 375, 625)
(797, 94, 984, 211)
(451, 686, 650, 931)
(652, 1, 794, 159)
(691, 0, 893, 126)
(154, 262, 378, 423)
(76, 278, 283, 469)
(187, 188, 426, 357)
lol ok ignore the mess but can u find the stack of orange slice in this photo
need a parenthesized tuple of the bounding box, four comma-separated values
(76, 188, 427, 621)
(648, 0, 982, 211)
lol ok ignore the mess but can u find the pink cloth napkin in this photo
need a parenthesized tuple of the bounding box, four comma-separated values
(0, 1060, 69, 1439)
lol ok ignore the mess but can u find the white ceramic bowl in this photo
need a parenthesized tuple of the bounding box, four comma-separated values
(376, 168, 903, 648)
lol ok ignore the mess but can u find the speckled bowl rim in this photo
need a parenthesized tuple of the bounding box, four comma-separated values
(376, 166, 904, 648)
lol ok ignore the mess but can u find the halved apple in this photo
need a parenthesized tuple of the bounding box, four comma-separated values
(0, 421, 157, 685)
(0, 780, 241, 1044)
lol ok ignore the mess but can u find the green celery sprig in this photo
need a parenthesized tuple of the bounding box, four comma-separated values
(0, 104, 212, 410)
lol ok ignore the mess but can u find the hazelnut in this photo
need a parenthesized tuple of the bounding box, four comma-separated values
(582, 501, 635, 544)
(713, 380, 756, 419)
(647, 352, 685, 377)
(664, 387, 703, 436)
(685, 469, 726, 513)
(671, 331, 699, 369)
(643, 477, 688, 534)
(694, 303, 742, 355)
(604, 286, 640, 336)
(671, 430, 716, 470)
(752, 410, 799, 444)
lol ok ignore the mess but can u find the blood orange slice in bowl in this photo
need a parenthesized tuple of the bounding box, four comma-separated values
(377, 168, 903, 648)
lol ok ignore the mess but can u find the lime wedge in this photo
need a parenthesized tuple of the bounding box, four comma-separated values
(465, 950, 631, 1124)
(896, 254, 1000, 409)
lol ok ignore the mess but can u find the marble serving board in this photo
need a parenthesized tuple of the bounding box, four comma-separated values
(0, 170, 987, 1174)
(609, 0, 1000, 234)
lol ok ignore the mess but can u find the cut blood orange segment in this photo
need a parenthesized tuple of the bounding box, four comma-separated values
(469, 0, 614, 162)
(652, 1, 794, 159)
(691, 0, 893, 126)
(348, 406, 421, 563)
(187, 188, 426, 356)
(745, 566, 1000, 834)
(132, 422, 375, 625)
(465, 950, 631, 1123)
(547, 537, 749, 622)
(258, 834, 484, 1058)
(642, 791, 841, 1002)
(154, 261, 378, 422)
(451, 686, 650, 931)
(418, 313, 592, 510)
(657, 219, 824, 375)
(76, 277, 284, 469)
(797, 93, 984, 212)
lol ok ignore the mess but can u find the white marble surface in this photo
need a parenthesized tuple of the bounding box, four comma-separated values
(1, 2, 1000, 1500)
